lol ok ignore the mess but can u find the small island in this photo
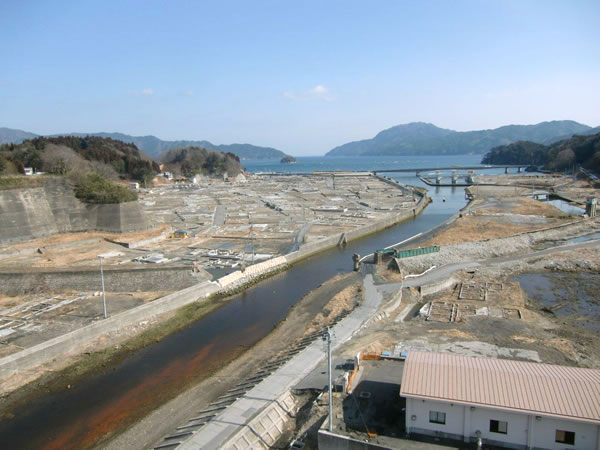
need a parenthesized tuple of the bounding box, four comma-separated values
(280, 155, 296, 164)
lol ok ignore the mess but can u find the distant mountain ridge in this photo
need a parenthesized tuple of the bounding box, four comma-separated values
(326, 121, 595, 157)
(0, 127, 38, 144)
(0, 128, 286, 160)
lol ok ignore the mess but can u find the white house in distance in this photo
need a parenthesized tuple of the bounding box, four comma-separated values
(401, 351, 600, 450)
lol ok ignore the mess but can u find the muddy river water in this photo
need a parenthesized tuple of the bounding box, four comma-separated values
(0, 176, 468, 449)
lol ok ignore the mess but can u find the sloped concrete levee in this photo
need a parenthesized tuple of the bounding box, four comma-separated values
(224, 392, 298, 449)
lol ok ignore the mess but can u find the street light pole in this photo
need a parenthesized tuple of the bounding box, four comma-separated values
(323, 327, 333, 432)
(98, 256, 107, 319)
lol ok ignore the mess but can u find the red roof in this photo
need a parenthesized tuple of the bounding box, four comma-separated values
(400, 351, 600, 424)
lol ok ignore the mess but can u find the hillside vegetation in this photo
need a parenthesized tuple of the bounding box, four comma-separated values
(482, 133, 600, 173)
(159, 146, 241, 177)
(0, 128, 287, 160)
(0, 136, 161, 203)
(0, 136, 159, 183)
(326, 121, 593, 156)
(479, 141, 548, 166)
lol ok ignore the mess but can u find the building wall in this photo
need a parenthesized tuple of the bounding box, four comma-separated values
(406, 397, 464, 441)
(406, 397, 600, 450)
(470, 405, 528, 447)
(530, 415, 599, 450)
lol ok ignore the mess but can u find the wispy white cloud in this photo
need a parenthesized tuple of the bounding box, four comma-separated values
(284, 84, 333, 101)
(128, 88, 154, 96)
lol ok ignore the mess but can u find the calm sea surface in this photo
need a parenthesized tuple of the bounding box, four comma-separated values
(242, 154, 484, 173)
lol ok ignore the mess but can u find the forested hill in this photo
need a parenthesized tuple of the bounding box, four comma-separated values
(326, 121, 593, 156)
(0, 136, 159, 183)
(482, 133, 600, 173)
(159, 146, 241, 177)
(0, 128, 286, 160)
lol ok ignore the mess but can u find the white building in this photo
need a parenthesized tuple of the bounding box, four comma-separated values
(401, 351, 600, 450)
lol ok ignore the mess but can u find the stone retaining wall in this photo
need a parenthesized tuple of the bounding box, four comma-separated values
(0, 177, 150, 243)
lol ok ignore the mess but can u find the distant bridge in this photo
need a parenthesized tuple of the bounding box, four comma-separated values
(373, 165, 527, 174)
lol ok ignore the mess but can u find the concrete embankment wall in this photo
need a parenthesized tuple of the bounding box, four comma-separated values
(286, 191, 429, 265)
(420, 276, 458, 297)
(0, 177, 150, 243)
(216, 256, 288, 289)
(0, 266, 207, 296)
(319, 428, 391, 449)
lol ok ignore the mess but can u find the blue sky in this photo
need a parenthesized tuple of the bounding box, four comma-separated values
(1, 1, 599, 155)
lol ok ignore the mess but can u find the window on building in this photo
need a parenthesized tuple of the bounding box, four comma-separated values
(489, 420, 508, 434)
(555, 430, 575, 445)
(429, 411, 446, 425)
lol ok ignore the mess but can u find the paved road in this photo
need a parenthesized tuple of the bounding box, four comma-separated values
(212, 205, 226, 226)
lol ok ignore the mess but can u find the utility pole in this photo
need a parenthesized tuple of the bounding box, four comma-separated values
(98, 256, 107, 319)
(323, 327, 333, 431)
(249, 214, 254, 264)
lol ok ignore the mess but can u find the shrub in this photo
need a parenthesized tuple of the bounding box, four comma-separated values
(74, 173, 138, 204)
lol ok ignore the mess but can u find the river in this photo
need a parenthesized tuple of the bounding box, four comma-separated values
(0, 156, 503, 449)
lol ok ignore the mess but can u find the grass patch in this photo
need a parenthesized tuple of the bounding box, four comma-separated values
(0, 175, 46, 190)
